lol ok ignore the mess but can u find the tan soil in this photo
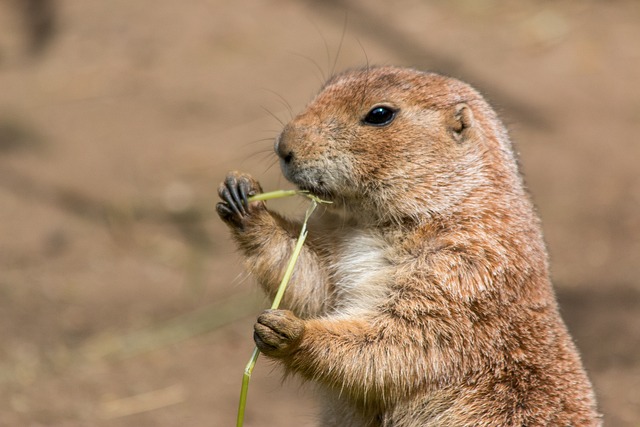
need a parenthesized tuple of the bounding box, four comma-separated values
(0, 0, 638, 425)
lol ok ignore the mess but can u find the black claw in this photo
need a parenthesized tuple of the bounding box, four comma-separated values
(221, 187, 242, 217)
(239, 180, 250, 211)
(228, 182, 246, 216)
(218, 173, 263, 225)
(216, 202, 233, 218)
(227, 178, 243, 214)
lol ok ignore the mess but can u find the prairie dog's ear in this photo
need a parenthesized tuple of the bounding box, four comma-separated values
(449, 103, 474, 142)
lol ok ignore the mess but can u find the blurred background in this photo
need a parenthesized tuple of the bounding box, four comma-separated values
(0, 0, 638, 426)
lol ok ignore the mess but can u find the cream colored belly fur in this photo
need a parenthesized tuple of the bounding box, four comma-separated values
(327, 230, 395, 317)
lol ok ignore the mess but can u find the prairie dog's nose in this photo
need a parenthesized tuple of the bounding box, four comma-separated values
(275, 127, 294, 164)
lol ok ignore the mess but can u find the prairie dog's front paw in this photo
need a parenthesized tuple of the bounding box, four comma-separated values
(216, 171, 265, 229)
(254, 309, 304, 358)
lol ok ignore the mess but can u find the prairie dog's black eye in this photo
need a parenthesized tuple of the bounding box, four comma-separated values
(362, 106, 397, 126)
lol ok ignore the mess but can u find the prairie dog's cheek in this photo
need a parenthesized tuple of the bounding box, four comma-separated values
(324, 153, 358, 190)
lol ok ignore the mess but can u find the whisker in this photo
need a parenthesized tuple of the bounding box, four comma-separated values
(262, 157, 280, 175)
(331, 13, 349, 77)
(262, 88, 294, 120)
(309, 19, 330, 81)
(356, 37, 370, 73)
(358, 63, 371, 111)
(244, 148, 275, 161)
(261, 105, 286, 127)
(289, 51, 326, 86)
(241, 137, 276, 148)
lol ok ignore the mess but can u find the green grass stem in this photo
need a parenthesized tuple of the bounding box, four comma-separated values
(236, 193, 320, 427)
(247, 190, 301, 202)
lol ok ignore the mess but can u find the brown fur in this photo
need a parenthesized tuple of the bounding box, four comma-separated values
(217, 66, 600, 426)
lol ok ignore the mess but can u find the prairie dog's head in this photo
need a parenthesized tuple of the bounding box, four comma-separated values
(276, 66, 519, 224)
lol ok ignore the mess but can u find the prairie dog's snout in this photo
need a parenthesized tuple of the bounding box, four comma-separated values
(274, 120, 354, 200)
(274, 125, 304, 189)
(274, 130, 293, 164)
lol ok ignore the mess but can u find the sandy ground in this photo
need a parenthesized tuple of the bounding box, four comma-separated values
(0, 0, 639, 425)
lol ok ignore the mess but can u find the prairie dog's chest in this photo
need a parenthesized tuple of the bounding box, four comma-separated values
(326, 230, 395, 313)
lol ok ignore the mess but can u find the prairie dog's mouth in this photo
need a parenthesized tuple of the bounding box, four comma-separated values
(291, 178, 333, 200)
(280, 162, 331, 198)
(299, 186, 335, 203)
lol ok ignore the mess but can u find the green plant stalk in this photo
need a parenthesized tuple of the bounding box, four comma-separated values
(237, 347, 259, 427)
(236, 195, 318, 427)
(247, 189, 300, 202)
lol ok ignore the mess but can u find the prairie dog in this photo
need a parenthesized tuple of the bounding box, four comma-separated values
(217, 66, 600, 426)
